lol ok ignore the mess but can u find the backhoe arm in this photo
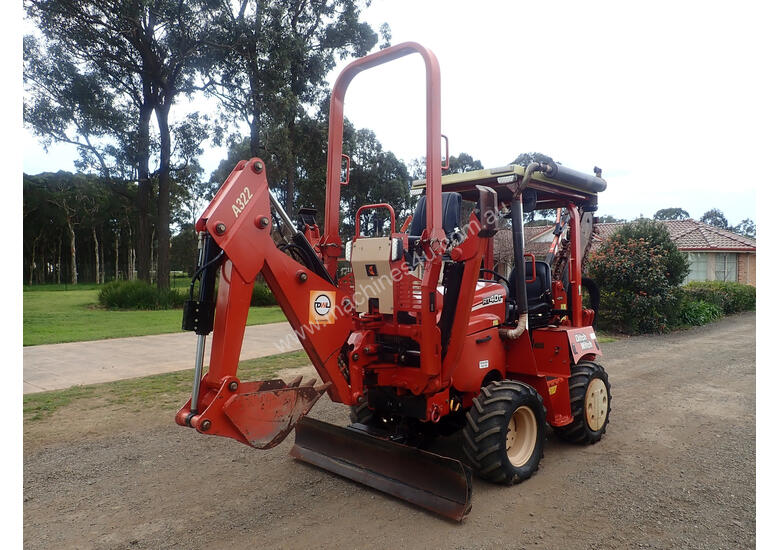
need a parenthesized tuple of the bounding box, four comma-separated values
(175, 159, 356, 449)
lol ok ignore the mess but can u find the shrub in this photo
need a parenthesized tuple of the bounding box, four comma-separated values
(251, 281, 277, 306)
(682, 281, 756, 314)
(677, 298, 723, 326)
(588, 220, 689, 334)
(98, 280, 186, 310)
(602, 219, 690, 286)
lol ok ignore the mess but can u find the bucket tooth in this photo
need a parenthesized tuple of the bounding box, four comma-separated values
(290, 417, 472, 521)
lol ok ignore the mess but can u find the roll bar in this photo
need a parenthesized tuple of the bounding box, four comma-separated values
(321, 42, 444, 275)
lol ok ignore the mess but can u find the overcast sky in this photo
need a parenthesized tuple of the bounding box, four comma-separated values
(23, 0, 774, 225)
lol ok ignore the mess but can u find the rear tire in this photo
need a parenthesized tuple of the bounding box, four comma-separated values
(462, 380, 546, 485)
(555, 361, 611, 444)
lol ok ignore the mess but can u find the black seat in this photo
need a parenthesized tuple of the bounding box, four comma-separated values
(407, 192, 462, 267)
(508, 261, 553, 328)
(409, 193, 462, 240)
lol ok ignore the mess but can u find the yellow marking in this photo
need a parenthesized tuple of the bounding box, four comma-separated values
(549, 385, 558, 396)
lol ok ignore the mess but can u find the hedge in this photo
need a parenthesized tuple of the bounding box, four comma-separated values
(98, 280, 187, 310)
(251, 282, 277, 306)
(680, 281, 755, 314)
(98, 279, 278, 310)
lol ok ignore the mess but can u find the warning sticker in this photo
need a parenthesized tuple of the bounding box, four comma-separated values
(309, 290, 336, 325)
(479, 360, 489, 369)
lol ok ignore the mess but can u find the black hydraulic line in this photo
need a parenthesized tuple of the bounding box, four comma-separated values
(268, 191, 335, 286)
(182, 234, 223, 336)
(291, 231, 336, 286)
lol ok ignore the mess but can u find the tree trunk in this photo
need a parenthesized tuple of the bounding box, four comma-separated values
(247, 32, 263, 158)
(67, 220, 77, 285)
(28, 241, 36, 286)
(39, 250, 45, 284)
(57, 235, 61, 284)
(28, 230, 43, 285)
(115, 230, 120, 281)
(92, 226, 100, 284)
(129, 247, 135, 280)
(136, 101, 154, 282)
(100, 234, 105, 284)
(249, 115, 261, 157)
(127, 223, 135, 280)
(150, 226, 156, 281)
(287, 159, 296, 214)
(155, 103, 172, 289)
(286, 119, 296, 212)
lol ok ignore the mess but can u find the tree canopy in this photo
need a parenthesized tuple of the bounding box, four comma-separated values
(199, 0, 379, 212)
(24, 0, 384, 288)
(700, 208, 729, 229)
(653, 207, 690, 220)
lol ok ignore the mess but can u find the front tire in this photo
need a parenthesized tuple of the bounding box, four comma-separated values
(462, 380, 546, 485)
(555, 361, 611, 444)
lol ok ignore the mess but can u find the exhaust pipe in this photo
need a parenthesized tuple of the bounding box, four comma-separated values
(500, 162, 541, 340)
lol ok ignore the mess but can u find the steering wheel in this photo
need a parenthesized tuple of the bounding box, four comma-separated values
(478, 269, 512, 289)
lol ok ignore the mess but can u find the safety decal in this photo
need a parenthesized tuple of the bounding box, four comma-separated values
(549, 385, 558, 396)
(309, 290, 336, 325)
(479, 359, 489, 369)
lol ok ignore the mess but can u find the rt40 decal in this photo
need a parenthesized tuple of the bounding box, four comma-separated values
(232, 186, 254, 218)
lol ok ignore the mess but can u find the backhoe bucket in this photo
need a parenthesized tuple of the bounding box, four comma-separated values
(222, 378, 330, 450)
(177, 376, 331, 450)
(291, 417, 473, 521)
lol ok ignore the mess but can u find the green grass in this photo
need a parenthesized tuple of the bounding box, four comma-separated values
(23, 287, 286, 346)
(596, 331, 618, 343)
(23, 350, 310, 422)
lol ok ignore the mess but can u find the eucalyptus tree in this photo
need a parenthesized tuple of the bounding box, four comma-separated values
(25, 0, 210, 288)
(200, 0, 381, 212)
(653, 208, 690, 221)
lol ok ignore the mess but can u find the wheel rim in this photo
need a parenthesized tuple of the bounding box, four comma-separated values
(585, 378, 609, 431)
(505, 405, 537, 467)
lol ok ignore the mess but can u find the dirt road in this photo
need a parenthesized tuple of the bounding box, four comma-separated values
(24, 313, 756, 549)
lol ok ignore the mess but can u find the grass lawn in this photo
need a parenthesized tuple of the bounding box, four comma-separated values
(23, 350, 310, 422)
(23, 284, 286, 346)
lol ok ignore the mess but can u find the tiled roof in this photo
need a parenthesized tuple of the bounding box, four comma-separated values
(493, 225, 555, 261)
(594, 219, 756, 251)
(525, 225, 554, 239)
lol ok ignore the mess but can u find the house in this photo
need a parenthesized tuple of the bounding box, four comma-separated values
(593, 219, 756, 286)
(493, 219, 756, 286)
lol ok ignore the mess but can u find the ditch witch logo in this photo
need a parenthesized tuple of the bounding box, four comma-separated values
(309, 290, 336, 325)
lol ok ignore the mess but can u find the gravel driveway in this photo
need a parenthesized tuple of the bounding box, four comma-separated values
(24, 312, 756, 549)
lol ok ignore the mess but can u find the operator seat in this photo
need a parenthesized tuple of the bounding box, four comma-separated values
(509, 261, 553, 328)
(406, 192, 462, 268)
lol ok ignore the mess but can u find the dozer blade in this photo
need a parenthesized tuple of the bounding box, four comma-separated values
(290, 417, 472, 521)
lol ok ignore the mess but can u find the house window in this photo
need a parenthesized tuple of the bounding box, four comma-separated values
(714, 253, 737, 282)
(684, 252, 708, 284)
